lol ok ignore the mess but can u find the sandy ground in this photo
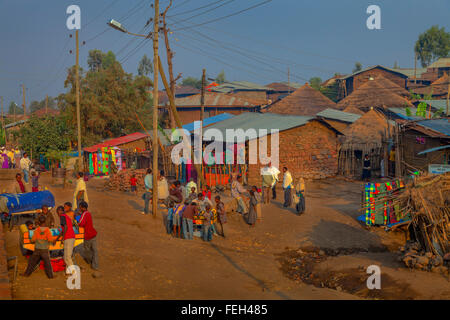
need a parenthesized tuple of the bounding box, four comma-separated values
(3, 173, 450, 300)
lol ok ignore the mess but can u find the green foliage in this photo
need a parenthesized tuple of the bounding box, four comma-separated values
(181, 76, 202, 89)
(29, 96, 56, 113)
(59, 49, 154, 146)
(15, 115, 71, 159)
(414, 25, 450, 67)
(353, 62, 362, 73)
(0, 127, 5, 146)
(8, 102, 22, 115)
(309, 77, 322, 90)
(138, 54, 153, 76)
(405, 107, 412, 117)
(87, 50, 117, 71)
(215, 70, 226, 84)
(45, 149, 70, 168)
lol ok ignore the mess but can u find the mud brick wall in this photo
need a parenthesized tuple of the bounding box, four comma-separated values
(0, 223, 11, 300)
(248, 120, 339, 186)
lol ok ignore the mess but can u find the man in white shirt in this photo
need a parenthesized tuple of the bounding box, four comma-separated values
(268, 162, 280, 200)
(282, 166, 293, 208)
(20, 152, 32, 183)
(73, 172, 89, 212)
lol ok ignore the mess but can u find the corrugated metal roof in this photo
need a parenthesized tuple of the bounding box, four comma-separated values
(84, 132, 149, 152)
(210, 81, 272, 93)
(316, 108, 361, 123)
(388, 107, 421, 120)
(201, 112, 314, 141)
(182, 113, 235, 132)
(421, 100, 449, 110)
(429, 57, 450, 69)
(339, 65, 408, 80)
(5, 120, 27, 128)
(172, 92, 262, 107)
(416, 119, 450, 137)
(417, 144, 450, 155)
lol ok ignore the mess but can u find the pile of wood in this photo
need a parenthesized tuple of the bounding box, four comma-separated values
(397, 173, 450, 272)
(104, 169, 147, 192)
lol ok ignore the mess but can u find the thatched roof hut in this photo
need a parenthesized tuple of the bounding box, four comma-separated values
(337, 79, 413, 112)
(338, 109, 393, 177)
(372, 75, 410, 97)
(264, 83, 337, 116)
(343, 106, 365, 115)
(413, 73, 449, 97)
(341, 109, 392, 149)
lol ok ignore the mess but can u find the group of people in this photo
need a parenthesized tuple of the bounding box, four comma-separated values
(21, 199, 98, 279)
(136, 162, 306, 241)
(1, 147, 34, 184)
(8, 168, 96, 279)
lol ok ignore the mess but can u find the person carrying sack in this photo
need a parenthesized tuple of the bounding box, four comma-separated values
(294, 178, 306, 215)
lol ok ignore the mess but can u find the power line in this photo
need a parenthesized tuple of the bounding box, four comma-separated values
(168, 0, 225, 17)
(171, 0, 272, 31)
(82, 0, 121, 29)
(170, 0, 237, 26)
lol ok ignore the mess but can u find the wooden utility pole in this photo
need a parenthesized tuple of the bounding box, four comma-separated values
(152, 0, 160, 217)
(45, 94, 48, 115)
(1, 96, 5, 144)
(200, 69, 206, 123)
(287, 67, 291, 94)
(414, 52, 417, 84)
(22, 84, 26, 118)
(75, 30, 82, 170)
(446, 71, 449, 117)
(158, 58, 205, 187)
(161, 0, 179, 129)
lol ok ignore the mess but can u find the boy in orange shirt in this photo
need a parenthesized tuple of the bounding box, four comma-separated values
(22, 215, 57, 279)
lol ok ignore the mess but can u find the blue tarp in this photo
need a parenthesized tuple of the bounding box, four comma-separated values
(0, 191, 55, 215)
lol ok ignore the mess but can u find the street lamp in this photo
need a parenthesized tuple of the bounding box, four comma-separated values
(107, 19, 152, 38)
(107, 5, 159, 218)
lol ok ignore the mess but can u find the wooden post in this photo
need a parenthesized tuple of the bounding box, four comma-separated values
(152, 0, 160, 217)
(22, 84, 26, 118)
(75, 30, 83, 171)
(395, 123, 401, 178)
(446, 71, 449, 117)
(158, 57, 205, 187)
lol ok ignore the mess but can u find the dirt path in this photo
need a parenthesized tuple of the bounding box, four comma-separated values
(4, 174, 449, 299)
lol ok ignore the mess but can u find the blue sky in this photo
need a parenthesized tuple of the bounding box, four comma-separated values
(0, 0, 449, 108)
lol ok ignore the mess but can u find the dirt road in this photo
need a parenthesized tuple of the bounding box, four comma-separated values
(4, 174, 450, 299)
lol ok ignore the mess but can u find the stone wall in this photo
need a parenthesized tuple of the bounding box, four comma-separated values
(0, 223, 11, 300)
(247, 120, 339, 186)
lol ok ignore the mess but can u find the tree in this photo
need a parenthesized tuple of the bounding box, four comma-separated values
(353, 62, 362, 73)
(415, 25, 450, 67)
(29, 96, 56, 113)
(87, 49, 103, 71)
(215, 70, 226, 84)
(8, 102, 22, 115)
(59, 50, 154, 145)
(181, 76, 202, 89)
(87, 50, 117, 71)
(138, 54, 153, 76)
(309, 77, 322, 90)
(15, 115, 71, 157)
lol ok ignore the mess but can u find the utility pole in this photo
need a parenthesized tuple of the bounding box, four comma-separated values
(162, 0, 178, 129)
(1, 96, 5, 144)
(152, 0, 160, 217)
(22, 84, 26, 118)
(200, 69, 206, 123)
(287, 67, 291, 95)
(45, 94, 48, 115)
(447, 71, 449, 117)
(75, 30, 82, 170)
(414, 52, 417, 84)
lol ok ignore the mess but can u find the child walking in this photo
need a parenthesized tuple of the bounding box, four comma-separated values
(31, 170, 40, 192)
(130, 174, 138, 195)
